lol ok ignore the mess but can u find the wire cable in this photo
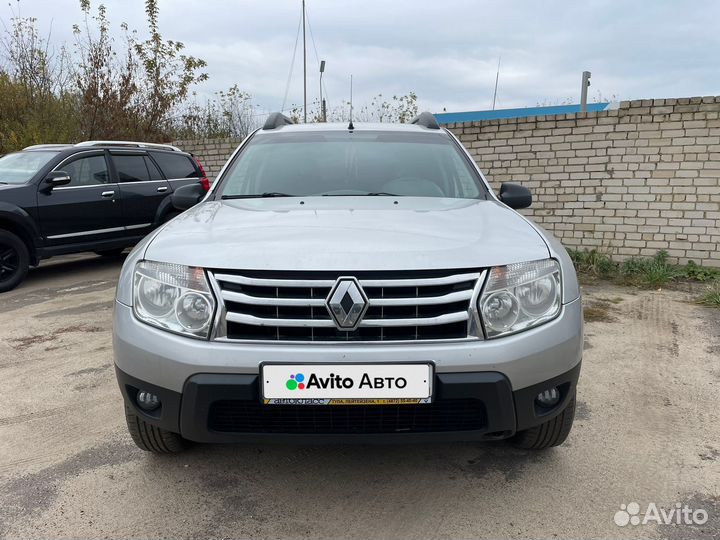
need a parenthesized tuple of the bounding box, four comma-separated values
(304, 5, 321, 66)
(304, 5, 330, 112)
(281, 14, 303, 112)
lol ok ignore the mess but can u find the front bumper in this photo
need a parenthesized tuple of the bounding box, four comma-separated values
(114, 296, 582, 442)
(117, 362, 581, 443)
(113, 296, 583, 393)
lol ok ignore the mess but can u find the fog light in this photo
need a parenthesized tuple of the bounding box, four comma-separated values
(535, 387, 560, 408)
(136, 390, 160, 411)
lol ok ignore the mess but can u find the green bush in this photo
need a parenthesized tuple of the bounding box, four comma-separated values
(568, 249, 617, 277)
(683, 260, 720, 282)
(569, 249, 720, 305)
(621, 250, 681, 287)
(699, 282, 720, 307)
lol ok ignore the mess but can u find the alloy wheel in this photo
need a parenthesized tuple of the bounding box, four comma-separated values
(0, 243, 20, 282)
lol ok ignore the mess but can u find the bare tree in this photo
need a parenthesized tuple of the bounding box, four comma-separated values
(287, 92, 419, 125)
(0, 3, 77, 151)
(73, 1, 138, 139)
(174, 85, 260, 139)
(73, 0, 208, 141)
(1, 3, 72, 99)
(2, 0, 423, 152)
(132, 0, 208, 138)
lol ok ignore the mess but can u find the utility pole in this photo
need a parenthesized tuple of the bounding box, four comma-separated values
(580, 71, 591, 112)
(302, 0, 307, 123)
(319, 60, 326, 122)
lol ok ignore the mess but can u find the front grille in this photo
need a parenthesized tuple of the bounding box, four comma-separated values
(208, 399, 486, 434)
(211, 269, 484, 342)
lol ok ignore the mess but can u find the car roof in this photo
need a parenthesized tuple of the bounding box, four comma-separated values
(22, 145, 191, 157)
(255, 121, 448, 135)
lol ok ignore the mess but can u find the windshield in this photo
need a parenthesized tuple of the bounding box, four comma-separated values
(217, 131, 486, 199)
(0, 151, 59, 184)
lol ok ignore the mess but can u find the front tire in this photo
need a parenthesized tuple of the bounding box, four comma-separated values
(0, 230, 30, 293)
(511, 391, 576, 450)
(124, 405, 187, 453)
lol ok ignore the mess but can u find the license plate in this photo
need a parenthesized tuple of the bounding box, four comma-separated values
(261, 364, 433, 405)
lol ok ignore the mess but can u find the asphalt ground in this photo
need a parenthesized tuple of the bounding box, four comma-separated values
(0, 254, 718, 539)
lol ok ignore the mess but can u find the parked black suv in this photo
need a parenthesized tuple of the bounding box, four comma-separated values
(0, 141, 208, 292)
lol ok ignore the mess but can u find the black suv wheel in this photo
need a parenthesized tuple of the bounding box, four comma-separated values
(0, 230, 30, 292)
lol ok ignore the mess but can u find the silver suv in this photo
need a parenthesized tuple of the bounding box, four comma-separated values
(113, 112, 582, 453)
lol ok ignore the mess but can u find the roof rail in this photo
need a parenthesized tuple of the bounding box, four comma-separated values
(74, 141, 182, 152)
(410, 111, 440, 130)
(263, 112, 295, 130)
(23, 144, 73, 151)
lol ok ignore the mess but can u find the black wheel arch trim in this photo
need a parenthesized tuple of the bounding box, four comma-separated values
(0, 204, 43, 262)
(153, 195, 177, 227)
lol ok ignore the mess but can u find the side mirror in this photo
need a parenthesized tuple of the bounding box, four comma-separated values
(44, 171, 72, 188)
(172, 182, 205, 211)
(499, 182, 532, 209)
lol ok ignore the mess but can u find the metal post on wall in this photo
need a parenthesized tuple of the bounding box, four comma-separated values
(492, 57, 500, 110)
(319, 60, 326, 122)
(580, 71, 591, 112)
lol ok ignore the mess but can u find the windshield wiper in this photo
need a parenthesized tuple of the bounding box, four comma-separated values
(221, 192, 294, 199)
(320, 191, 399, 197)
(223, 191, 398, 199)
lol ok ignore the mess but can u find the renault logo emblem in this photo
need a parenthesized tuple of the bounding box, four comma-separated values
(326, 277, 369, 330)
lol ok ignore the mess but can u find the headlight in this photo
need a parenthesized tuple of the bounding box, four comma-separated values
(479, 259, 561, 338)
(133, 261, 216, 339)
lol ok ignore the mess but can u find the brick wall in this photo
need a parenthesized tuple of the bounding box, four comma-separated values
(172, 95, 720, 268)
(171, 137, 242, 179)
(448, 96, 720, 267)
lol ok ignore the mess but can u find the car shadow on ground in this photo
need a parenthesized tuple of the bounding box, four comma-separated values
(23, 253, 128, 287)
(0, 435, 568, 539)
(0, 253, 127, 310)
(32, 252, 127, 274)
(130, 439, 565, 536)
(158, 438, 558, 484)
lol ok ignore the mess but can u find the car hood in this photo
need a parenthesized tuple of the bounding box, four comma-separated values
(144, 197, 549, 271)
(0, 183, 24, 191)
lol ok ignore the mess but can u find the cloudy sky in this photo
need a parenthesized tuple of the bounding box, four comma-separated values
(5, 0, 720, 115)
